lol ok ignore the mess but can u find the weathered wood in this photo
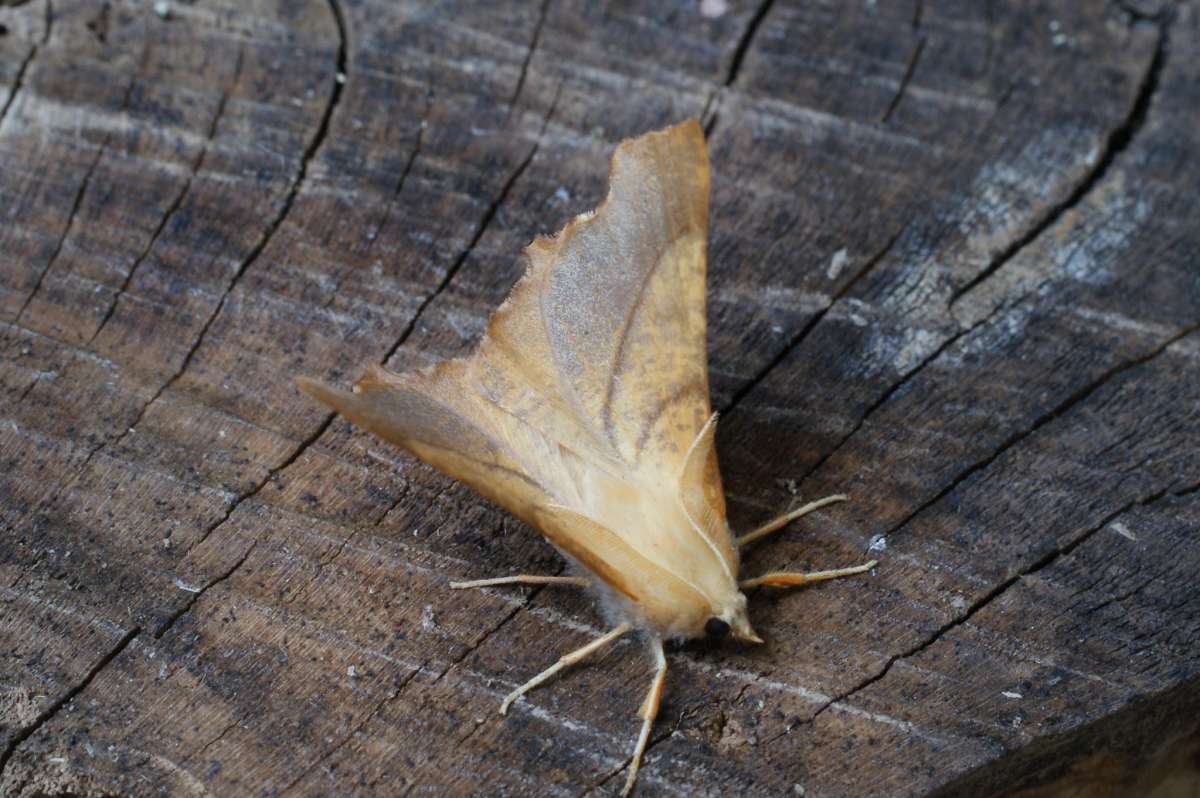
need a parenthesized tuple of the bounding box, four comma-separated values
(1, 1, 1197, 796)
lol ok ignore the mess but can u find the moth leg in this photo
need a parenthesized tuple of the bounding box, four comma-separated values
(500, 622, 632, 715)
(739, 560, 877, 591)
(736, 494, 848, 548)
(449, 575, 589, 589)
(622, 637, 667, 798)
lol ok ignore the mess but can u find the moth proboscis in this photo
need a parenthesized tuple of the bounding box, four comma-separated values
(299, 119, 877, 795)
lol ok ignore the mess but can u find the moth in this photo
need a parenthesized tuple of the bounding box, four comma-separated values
(298, 119, 876, 795)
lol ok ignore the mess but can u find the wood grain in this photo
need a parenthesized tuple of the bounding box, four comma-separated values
(1, 1, 1197, 796)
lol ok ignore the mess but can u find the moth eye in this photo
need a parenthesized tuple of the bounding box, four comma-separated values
(704, 617, 730, 639)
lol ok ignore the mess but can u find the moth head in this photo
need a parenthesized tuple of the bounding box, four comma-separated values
(702, 591, 762, 645)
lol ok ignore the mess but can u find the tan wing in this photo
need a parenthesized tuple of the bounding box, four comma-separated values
(299, 120, 735, 614)
(296, 364, 557, 527)
(480, 118, 713, 476)
(534, 504, 716, 634)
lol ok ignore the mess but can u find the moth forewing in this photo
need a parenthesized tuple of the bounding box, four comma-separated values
(299, 119, 877, 796)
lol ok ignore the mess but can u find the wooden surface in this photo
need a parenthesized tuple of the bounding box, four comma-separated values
(2, 1, 1198, 796)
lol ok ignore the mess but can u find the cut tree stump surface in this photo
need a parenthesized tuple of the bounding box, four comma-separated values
(1, 1, 1198, 796)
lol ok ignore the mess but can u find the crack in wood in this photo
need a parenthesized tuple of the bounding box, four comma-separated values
(180, 717, 239, 769)
(1082, 572, 1159, 618)
(789, 310, 978, 487)
(360, 95, 429, 242)
(15, 369, 42, 404)
(278, 480, 417, 609)
(724, 0, 775, 88)
(153, 541, 258, 639)
(581, 699, 693, 797)
(429, 569, 563, 691)
(11, 25, 149, 325)
(509, 0, 552, 108)
(327, 570, 572, 795)
(0, 625, 139, 784)
(322, 90, 432, 310)
(721, 229, 902, 416)
(276, 666, 424, 796)
(699, 86, 720, 136)
(122, 0, 347, 410)
(948, 19, 1168, 305)
(376, 79, 561, 370)
(2, 317, 114, 365)
(184, 411, 338, 561)
(0, 0, 48, 125)
(0, 43, 36, 132)
(582, 729, 670, 796)
(863, 320, 1200, 552)
(1176, 480, 1200, 498)
(11, 143, 106, 325)
(760, 411, 1200, 752)
(703, 0, 776, 136)
(880, 36, 925, 124)
(88, 47, 245, 345)
(1117, 0, 1172, 23)
(785, 484, 1184, 736)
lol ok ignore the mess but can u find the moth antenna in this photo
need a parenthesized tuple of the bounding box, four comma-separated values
(739, 560, 877, 591)
(499, 622, 632, 715)
(622, 637, 667, 798)
(677, 412, 736, 584)
(449, 574, 588, 589)
(736, 493, 849, 548)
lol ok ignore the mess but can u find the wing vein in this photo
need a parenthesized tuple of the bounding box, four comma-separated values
(599, 245, 671, 454)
